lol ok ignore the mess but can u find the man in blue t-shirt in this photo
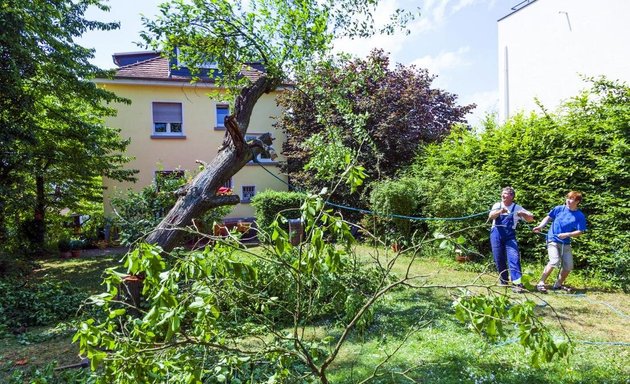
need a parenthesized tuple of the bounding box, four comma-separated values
(533, 191, 587, 293)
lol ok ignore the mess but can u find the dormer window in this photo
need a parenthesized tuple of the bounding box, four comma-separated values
(175, 47, 218, 69)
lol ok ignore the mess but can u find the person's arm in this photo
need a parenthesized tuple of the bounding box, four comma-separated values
(533, 216, 551, 232)
(516, 208, 534, 222)
(488, 205, 506, 220)
(557, 230, 584, 240)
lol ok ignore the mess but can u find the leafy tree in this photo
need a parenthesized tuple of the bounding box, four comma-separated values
(276, 50, 475, 214)
(0, 0, 135, 252)
(140, 0, 418, 251)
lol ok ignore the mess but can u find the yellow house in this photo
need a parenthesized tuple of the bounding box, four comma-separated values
(96, 51, 288, 223)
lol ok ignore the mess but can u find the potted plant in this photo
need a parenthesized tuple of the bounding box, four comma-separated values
(69, 239, 84, 258)
(58, 238, 72, 259)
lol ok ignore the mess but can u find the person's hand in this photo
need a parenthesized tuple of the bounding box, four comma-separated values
(558, 233, 569, 240)
(533, 226, 542, 233)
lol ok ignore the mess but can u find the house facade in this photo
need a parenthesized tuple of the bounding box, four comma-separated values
(498, 0, 630, 122)
(97, 51, 288, 222)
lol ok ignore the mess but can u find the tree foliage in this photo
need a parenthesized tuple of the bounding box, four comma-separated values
(408, 78, 630, 290)
(275, 50, 475, 214)
(0, 0, 135, 252)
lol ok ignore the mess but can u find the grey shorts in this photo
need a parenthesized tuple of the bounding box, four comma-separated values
(547, 242, 573, 271)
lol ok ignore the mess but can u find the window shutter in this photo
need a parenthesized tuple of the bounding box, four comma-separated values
(153, 102, 182, 123)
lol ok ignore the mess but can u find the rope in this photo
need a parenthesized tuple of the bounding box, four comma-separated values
(253, 163, 630, 326)
(253, 159, 491, 222)
(571, 294, 630, 320)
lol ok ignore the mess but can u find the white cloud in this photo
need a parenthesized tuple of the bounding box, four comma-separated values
(331, 0, 491, 62)
(410, 46, 471, 75)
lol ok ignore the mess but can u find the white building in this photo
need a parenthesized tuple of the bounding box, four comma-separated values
(498, 0, 630, 122)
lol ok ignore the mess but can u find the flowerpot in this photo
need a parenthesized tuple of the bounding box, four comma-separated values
(120, 275, 144, 316)
(455, 249, 469, 262)
(60, 251, 72, 259)
(391, 243, 403, 252)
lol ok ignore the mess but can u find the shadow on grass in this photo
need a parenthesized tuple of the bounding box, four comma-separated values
(331, 341, 629, 384)
(30, 248, 127, 294)
(330, 285, 628, 384)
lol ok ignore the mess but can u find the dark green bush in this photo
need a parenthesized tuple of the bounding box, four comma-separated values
(368, 177, 423, 244)
(251, 190, 307, 232)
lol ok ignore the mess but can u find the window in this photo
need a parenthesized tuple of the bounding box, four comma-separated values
(175, 47, 218, 69)
(241, 185, 256, 203)
(153, 102, 183, 135)
(245, 134, 275, 163)
(222, 178, 233, 189)
(216, 104, 229, 128)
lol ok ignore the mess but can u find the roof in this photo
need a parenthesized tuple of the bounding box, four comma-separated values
(115, 56, 192, 81)
(498, 0, 538, 22)
(113, 54, 267, 83)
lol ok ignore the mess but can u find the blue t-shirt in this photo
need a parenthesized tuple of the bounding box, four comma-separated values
(547, 205, 587, 244)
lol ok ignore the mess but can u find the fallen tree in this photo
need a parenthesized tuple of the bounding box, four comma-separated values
(140, 0, 419, 251)
(145, 76, 278, 250)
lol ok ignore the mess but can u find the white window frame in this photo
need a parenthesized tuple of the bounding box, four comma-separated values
(241, 185, 256, 203)
(216, 104, 229, 129)
(245, 133, 275, 163)
(152, 102, 184, 136)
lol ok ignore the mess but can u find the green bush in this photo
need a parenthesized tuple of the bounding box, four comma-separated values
(368, 177, 422, 244)
(251, 190, 307, 232)
(408, 78, 630, 290)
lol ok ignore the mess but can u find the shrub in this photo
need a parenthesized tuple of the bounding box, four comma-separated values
(408, 78, 630, 290)
(110, 174, 230, 245)
(251, 190, 307, 232)
(368, 177, 422, 244)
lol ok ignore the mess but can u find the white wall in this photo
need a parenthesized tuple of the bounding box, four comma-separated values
(498, 0, 630, 122)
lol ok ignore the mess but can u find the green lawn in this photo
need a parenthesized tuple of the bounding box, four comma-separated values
(1, 245, 628, 383)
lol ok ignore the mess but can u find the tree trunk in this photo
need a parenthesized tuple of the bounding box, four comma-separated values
(145, 76, 279, 252)
(32, 174, 46, 249)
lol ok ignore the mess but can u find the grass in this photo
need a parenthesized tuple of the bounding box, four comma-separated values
(1, 244, 628, 383)
(324, 245, 630, 383)
(0, 248, 125, 382)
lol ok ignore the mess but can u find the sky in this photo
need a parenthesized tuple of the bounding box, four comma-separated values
(78, 0, 519, 127)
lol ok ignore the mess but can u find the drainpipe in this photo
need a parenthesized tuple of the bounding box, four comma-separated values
(504, 45, 510, 122)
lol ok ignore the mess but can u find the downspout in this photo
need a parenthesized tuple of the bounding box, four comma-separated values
(504, 45, 510, 122)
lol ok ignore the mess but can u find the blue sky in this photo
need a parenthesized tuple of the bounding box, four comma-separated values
(79, 0, 517, 126)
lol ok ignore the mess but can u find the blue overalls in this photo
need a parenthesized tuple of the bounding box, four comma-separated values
(490, 204, 522, 285)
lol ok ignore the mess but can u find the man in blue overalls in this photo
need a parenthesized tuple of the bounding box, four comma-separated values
(489, 187, 534, 292)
